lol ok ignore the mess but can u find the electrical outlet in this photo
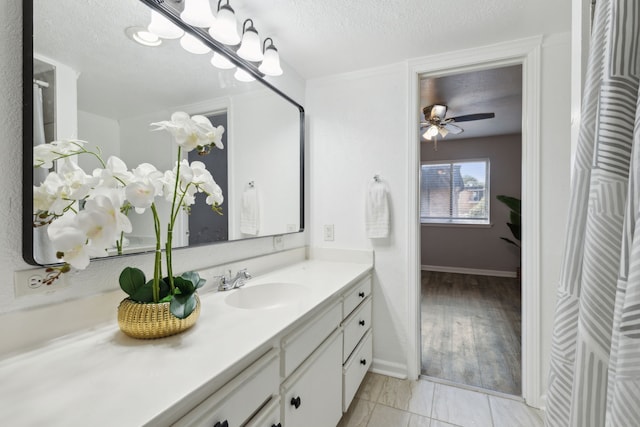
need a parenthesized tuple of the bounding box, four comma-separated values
(14, 268, 70, 297)
(323, 224, 334, 241)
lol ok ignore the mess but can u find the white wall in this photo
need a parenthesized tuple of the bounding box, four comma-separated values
(77, 110, 120, 173)
(307, 34, 572, 395)
(1, 1, 307, 325)
(230, 89, 301, 239)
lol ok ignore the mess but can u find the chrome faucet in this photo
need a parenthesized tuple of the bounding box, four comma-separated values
(217, 268, 252, 291)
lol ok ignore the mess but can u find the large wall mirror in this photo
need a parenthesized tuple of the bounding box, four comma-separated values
(23, 0, 304, 265)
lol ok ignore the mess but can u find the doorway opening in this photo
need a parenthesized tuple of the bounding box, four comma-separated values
(418, 65, 523, 396)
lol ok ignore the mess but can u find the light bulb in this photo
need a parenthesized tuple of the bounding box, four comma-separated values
(209, 3, 241, 45)
(180, 33, 211, 54)
(211, 52, 235, 69)
(148, 10, 184, 39)
(125, 27, 162, 47)
(422, 125, 439, 140)
(237, 21, 263, 62)
(259, 44, 283, 76)
(234, 68, 255, 82)
(180, 0, 216, 28)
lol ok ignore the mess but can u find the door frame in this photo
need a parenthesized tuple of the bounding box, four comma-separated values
(406, 36, 542, 407)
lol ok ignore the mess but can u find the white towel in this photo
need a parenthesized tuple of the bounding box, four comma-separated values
(240, 186, 260, 235)
(365, 181, 389, 238)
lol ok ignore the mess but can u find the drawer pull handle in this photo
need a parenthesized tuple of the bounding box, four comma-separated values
(359, 320, 366, 326)
(214, 422, 228, 427)
(360, 358, 367, 365)
(358, 291, 365, 298)
(291, 396, 302, 409)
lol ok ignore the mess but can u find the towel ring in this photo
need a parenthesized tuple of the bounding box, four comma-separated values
(248, 181, 255, 188)
(373, 175, 381, 182)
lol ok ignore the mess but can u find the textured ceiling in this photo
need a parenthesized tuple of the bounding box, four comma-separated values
(33, 0, 569, 120)
(420, 65, 523, 141)
(236, 0, 571, 78)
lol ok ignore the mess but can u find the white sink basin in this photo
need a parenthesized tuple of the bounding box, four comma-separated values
(224, 282, 309, 309)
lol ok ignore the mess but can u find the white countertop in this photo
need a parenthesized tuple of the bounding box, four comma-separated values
(0, 259, 372, 426)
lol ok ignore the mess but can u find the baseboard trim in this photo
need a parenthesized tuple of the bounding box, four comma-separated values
(421, 265, 518, 278)
(371, 358, 408, 379)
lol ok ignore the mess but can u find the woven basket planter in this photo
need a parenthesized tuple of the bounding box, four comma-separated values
(117, 295, 201, 339)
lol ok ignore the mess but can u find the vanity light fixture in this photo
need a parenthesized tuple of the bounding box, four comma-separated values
(180, 33, 211, 54)
(148, 10, 184, 39)
(125, 26, 162, 47)
(234, 68, 256, 82)
(211, 52, 235, 69)
(180, 0, 216, 28)
(258, 38, 283, 76)
(237, 19, 263, 62)
(209, 0, 241, 45)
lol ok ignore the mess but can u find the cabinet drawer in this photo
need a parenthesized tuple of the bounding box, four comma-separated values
(244, 396, 281, 427)
(343, 275, 371, 318)
(343, 329, 373, 412)
(282, 330, 343, 427)
(282, 302, 342, 377)
(173, 349, 279, 427)
(342, 298, 372, 362)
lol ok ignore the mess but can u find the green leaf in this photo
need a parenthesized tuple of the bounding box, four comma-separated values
(119, 267, 146, 297)
(507, 222, 521, 241)
(174, 276, 196, 296)
(500, 237, 521, 248)
(170, 293, 197, 319)
(496, 195, 521, 214)
(128, 278, 170, 303)
(181, 271, 206, 290)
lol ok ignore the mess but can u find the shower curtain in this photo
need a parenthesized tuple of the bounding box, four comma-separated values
(33, 82, 56, 263)
(545, 1, 640, 426)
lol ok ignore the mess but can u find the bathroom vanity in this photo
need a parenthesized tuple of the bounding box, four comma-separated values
(0, 255, 373, 426)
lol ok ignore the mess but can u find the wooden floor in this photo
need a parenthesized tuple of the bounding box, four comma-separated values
(421, 271, 522, 395)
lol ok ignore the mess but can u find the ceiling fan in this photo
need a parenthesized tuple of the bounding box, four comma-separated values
(420, 104, 495, 141)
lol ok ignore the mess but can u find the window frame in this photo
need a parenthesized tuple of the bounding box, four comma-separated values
(419, 158, 491, 225)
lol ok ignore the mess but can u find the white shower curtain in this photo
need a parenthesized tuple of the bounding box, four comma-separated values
(545, 1, 640, 426)
(33, 82, 56, 264)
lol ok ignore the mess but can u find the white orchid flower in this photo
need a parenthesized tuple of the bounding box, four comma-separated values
(47, 213, 92, 269)
(34, 139, 87, 169)
(85, 191, 132, 236)
(126, 181, 158, 213)
(94, 156, 133, 188)
(151, 111, 224, 152)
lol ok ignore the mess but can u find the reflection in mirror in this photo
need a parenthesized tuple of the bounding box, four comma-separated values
(26, 0, 303, 265)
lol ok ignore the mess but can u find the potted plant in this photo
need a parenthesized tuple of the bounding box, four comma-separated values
(496, 195, 521, 247)
(33, 112, 225, 338)
(496, 194, 521, 278)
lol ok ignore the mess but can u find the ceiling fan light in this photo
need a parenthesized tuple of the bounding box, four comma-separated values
(234, 68, 256, 82)
(148, 10, 184, 39)
(211, 52, 235, 69)
(259, 42, 283, 76)
(237, 20, 263, 62)
(180, 0, 216, 28)
(438, 127, 449, 138)
(423, 125, 439, 140)
(179, 33, 211, 54)
(209, 3, 241, 45)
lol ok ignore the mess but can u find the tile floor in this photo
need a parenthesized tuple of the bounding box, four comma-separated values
(337, 373, 543, 427)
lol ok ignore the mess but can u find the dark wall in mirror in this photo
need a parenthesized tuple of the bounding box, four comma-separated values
(23, 0, 304, 266)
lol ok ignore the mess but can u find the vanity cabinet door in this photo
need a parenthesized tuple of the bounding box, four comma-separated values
(282, 330, 342, 427)
(173, 350, 279, 427)
(244, 397, 281, 427)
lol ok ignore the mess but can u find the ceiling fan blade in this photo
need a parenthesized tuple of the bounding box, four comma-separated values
(449, 112, 495, 122)
(443, 123, 463, 134)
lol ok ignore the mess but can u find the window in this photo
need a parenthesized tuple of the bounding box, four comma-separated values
(420, 159, 490, 224)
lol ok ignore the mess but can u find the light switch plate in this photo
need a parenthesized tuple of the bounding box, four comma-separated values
(323, 224, 334, 241)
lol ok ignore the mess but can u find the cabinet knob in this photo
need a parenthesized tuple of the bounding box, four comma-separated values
(271, 424, 282, 427)
(214, 421, 228, 427)
(359, 320, 366, 326)
(360, 359, 367, 365)
(291, 396, 302, 409)
(358, 291, 365, 298)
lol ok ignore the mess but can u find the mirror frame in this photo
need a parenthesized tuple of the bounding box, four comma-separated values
(22, 0, 305, 266)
